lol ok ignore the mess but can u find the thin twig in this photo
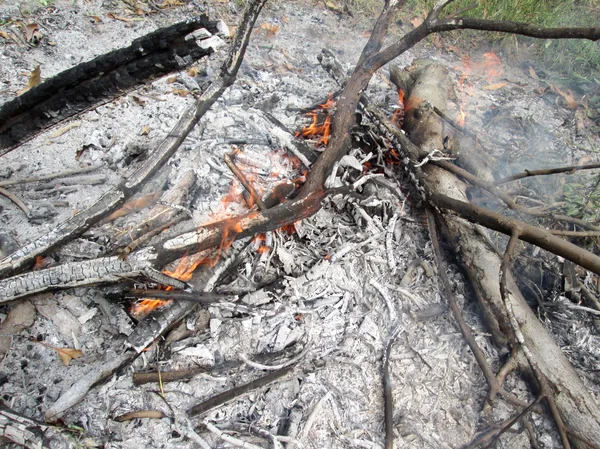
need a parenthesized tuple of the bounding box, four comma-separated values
(203, 420, 265, 449)
(0, 165, 102, 187)
(132, 367, 208, 385)
(495, 162, 600, 185)
(482, 396, 542, 449)
(383, 325, 403, 449)
(239, 340, 312, 371)
(127, 288, 234, 303)
(0, 187, 30, 216)
(224, 152, 267, 211)
(426, 208, 536, 412)
(187, 365, 294, 417)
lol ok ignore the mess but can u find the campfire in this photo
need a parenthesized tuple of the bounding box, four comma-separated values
(0, 1, 599, 448)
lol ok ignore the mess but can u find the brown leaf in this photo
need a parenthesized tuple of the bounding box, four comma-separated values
(172, 88, 189, 97)
(24, 23, 42, 44)
(550, 84, 578, 109)
(34, 340, 84, 366)
(107, 13, 135, 22)
(528, 66, 539, 81)
(482, 82, 507, 91)
(88, 15, 103, 23)
(106, 192, 162, 221)
(187, 66, 201, 77)
(55, 347, 84, 366)
(260, 23, 279, 38)
(167, 76, 178, 84)
(17, 66, 42, 95)
(410, 17, 424, 28)
(140, 125, 151, 136)
(0, 30, 10, 40)
(577, 155, 592, 166)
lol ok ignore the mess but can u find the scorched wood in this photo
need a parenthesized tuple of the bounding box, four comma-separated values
(0, 16, 228, 154)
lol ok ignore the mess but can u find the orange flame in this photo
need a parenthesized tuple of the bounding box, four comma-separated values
(460, 52, 503, 83)
(295, 93, 335, 146)
(130, 251, 208, 318)
(457, 104, 466, 128)
(392, 89, 405, 127)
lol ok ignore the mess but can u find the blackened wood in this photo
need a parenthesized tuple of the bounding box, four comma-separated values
(0, 16, 224, 154)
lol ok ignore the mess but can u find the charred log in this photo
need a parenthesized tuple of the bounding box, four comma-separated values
(0, 16, 227, 155)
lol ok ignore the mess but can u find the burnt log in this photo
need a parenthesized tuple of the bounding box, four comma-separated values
(0, 16, 228, 155)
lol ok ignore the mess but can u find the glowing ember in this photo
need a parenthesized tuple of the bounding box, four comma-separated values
(295, 93, 335, 146)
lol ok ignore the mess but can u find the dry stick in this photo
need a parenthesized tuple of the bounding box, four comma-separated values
(482, 396, 542, 449)
(495, 162, 600, 185)
(224, 153, 267, 210)
(425, 208, 536, 412)
(0, 165, 102, 187)
(429, 192, 600, 276)
(118, 214, 188, 257)
(187, 364, 294, 417)
(113, 410, 166, 422)
(127, 288, 234, 303)
(499, 230, 572, 449)
(566, 431, 600, 449)
(432, 105, 478, 141)
(133, 367, 208, 385)
(383, 325, 402, 449)
(432, 160, 600, 232)
(0, 0, 268, 279)
(0, 187, 30, 217)
(550, 229, 600, 237)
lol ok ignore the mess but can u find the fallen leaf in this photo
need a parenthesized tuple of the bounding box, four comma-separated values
(140, 125, 151, 135)
(130, 95, 146, 106)
(482, 82, 507, 91)
(172, 88, 189, 96)
(187, 66, 201, 77)
(410, 17, 424, 28)
(260, 23, 279, 38)
(550, 84, 578, 109)
(33, 340, 84, 366)
(55, 347, 84, 366)
(577, 155, 592, 166)
(17, 66, 41, 95)
(106, 192, 162, 221)
(24, 23, 42, 44)
(107, 13, 135, 22)
(0, 30, 10, 40)
(48, 121, 81, 139)
(88, 15, 103, 23)
(528, 66, 539, 81)
(167, 76, 178, 84)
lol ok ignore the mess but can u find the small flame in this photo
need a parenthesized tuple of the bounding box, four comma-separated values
(392, 89, 405, 127)
(459, 52, 503, 83)
(457, 105, 466, 128)
(295, 93, 335, 146)
(130, 251, 207, 319)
